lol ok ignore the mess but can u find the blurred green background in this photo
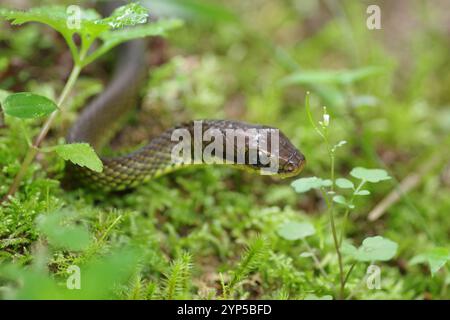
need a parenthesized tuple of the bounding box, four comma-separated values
(0, 0, 449, 299)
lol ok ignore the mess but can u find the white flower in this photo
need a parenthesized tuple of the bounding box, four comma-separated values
(323, 113, 330, 126)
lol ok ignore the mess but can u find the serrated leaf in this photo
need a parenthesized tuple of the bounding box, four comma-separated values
(55, 143, 103, 173)
(1, 92, 57, 119)
(350, 167, 391, 183)
(291, 177, 332, 193)
(100, 3, 148, 28)
(100, 19, 183, 46)
(0, 6, 107, 37)
(277, 222, 316, 241)
(346, 236, 398, 262)
(336, 178, 354, 189)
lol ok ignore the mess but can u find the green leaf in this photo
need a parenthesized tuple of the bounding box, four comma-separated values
(36, 210, 91, 251)
(83, 19, 183, 66)
(0, 6, 107, 38)
(277, 222, 316, 241)
(332, 195, 350, 207)
(148, 0, 237, 23)
(332, 195, 355, 208)
(100, 19, 183, 47)
(291, 177, 332, 193)
(1, 92, 57, 119)
(99, 3, 148, 29)
(54, 143, 103, 173)
(280, 66, 383, 86)
(411, 248, 449, 276)
(350, 167, 391, 183)
(355, 190, 370, 196)
(333, 140, 347, 150)
(341, 242, 358, 257)
(345, 236, 398, 262)
(336, 178, 354, 189)
(0, 89, 10, 104)
(332, 195, 346, 205)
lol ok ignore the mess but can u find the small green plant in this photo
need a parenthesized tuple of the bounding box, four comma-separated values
(162, 252, 193, 300)
(0, 4, 181, 202)
(221, 236, 268, 299)
(280, 93, 398, 299)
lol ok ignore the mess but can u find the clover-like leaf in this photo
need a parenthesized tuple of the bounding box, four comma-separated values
(336, 178, 354, 189)
(345, 236, 398, 262)
(54, 143, 103, 173)
(350, 167, 391, 183)
(355, 190, 370, 196)
(1, 92, 57, 119)
(291, 177, 332, 193)
(332, 195, 354, 208)
(411, 247, 449, 276)
(277, 222, 316, 241)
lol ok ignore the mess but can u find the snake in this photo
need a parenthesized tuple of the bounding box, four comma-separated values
(65, 12, 305, 191)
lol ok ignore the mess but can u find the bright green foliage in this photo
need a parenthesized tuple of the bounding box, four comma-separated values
(332, 195, 354, 208)
(277, 222, 315, 241)
(0, 4, 182, 65)
(280, 66, 383, 86)
(335, 178, 354, 189)
(36, 210, 91, 251)
(0, 0, 449, 301)
(163, 252, 193, 299)
(411, 248, 450, 276)
(343, 236, 398, 262)
(1, 92, 57, 119)
(291, 177, 332, 193)
(101, 3, 149, 28)
(54, 143, 103, 173)
(350, 167, 391, 183)
(224, 237, 268, 298)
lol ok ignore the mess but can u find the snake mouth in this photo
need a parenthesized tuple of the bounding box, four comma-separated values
(277, 156, 306, 179)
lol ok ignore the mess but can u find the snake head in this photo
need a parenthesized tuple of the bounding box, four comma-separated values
(245, 128, 306, 178)
(275, 132, 306, 178)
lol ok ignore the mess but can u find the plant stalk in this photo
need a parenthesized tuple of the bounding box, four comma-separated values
(1, 64, 82, 203)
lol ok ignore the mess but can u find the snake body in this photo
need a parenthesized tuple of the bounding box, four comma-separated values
(66, 39, 305, 191)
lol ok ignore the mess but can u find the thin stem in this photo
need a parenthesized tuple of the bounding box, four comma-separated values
(301, 238, 329, 279)
(343, 262, 356, 287)
(1, 64, 82, 203)
(339, 180, 366, 247)
(329, 202, 345, 299)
